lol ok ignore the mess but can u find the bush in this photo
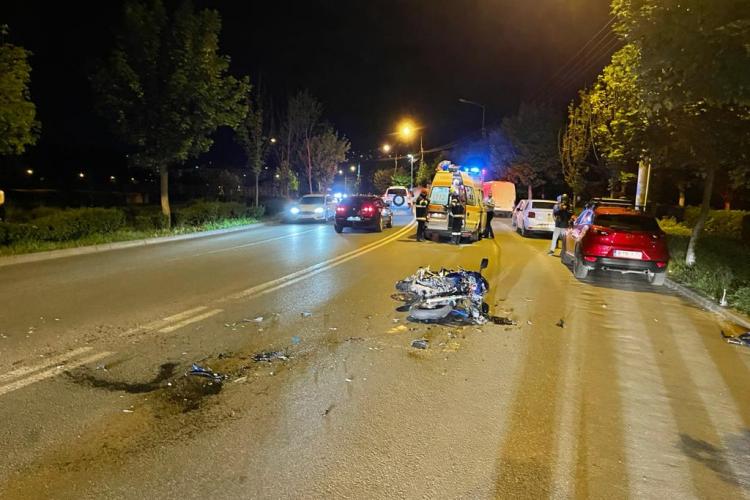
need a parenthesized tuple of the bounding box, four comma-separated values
(0, 222, 42, 244)
(173, 201, 255, 227)
(730, 287, 750, 315)
(683, 206, 747, 239)
(32, 208, 126, 241)
(742, 214, 750, 244)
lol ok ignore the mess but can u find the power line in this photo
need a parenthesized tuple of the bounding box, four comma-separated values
(546, 36, 623, 102)
(528, 16, 617, 103)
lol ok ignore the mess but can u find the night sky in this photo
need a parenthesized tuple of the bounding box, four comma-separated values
(2, 0, 612, 177)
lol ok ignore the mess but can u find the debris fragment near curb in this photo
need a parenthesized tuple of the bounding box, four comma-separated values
(187, 363, 225, 383)
(411, 339, 429, 349)
(721, 330, 750, 347)
(252, 351, 289, 363)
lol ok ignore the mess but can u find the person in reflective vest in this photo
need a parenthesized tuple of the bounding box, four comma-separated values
(414, 190, 430, 241)
(449, 194, 465, 245)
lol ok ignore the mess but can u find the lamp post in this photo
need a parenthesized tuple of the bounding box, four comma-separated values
(458, 98, 486, 138)
(407, 154, 415, 190)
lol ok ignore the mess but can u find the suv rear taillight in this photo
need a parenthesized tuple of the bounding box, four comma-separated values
(361, 205, 375, 214)
(527, 211, 535, 218)
(336, 206, 346, 213)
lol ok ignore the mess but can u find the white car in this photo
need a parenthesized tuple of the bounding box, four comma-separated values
(286, 194, 336, 222)
(382, 186, 412, 209)
(511, 199, 557, 236)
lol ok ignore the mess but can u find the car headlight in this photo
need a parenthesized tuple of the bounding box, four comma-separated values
(314, 207, 324, 214)
(290, 207, 300, 214)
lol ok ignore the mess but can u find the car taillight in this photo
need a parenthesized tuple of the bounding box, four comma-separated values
(361, 205, 375, 214)
(527, 211, 535, 218)
(656, 261, 667, 268)
(584, 256, 597, 262)
(336, 206, 346, 213)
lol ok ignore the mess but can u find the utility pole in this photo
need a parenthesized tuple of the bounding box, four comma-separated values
(459, 98, 486, 138)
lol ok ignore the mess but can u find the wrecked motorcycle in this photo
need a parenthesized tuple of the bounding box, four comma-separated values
(393, 258, 490, 324)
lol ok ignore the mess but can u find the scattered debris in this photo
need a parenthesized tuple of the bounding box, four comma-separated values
(233, 376, 248, 384)
(345, 337, 365, 342)
(392, 318, 400, 323)
(301, 312, 312, 317)
(329, 327, 338, 331)
(322, 404, 335, 416)
(721, 330, 750, 347)
(601, 304, 608, 309)
(489, 316, 516, 326)
(187, 363, 225, 383)
(291, 336, 301, 345)
(556, 319, 566, 328)
(95, 364, 107, 371)
(122, 409, 134, 413)
(243, 316, 263, 323)
(252, 351, 289, 363)
(527, 320, 533, 326)
(388, 325, 408, 334)
(345, 377, 353, 382)
(411, 339, 429, 349)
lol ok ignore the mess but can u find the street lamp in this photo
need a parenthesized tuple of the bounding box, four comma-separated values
(382, 144, 391, 153)
(270, 137, 277, 144)
(458, 98, 486, 138)
(25, 169, 33, 175)
(407, 154, 415, 190)
(78, 172, 85, 179)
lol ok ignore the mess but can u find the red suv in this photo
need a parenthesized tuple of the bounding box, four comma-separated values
(560, 206, 670, 285)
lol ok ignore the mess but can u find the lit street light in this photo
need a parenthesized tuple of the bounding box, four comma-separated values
(382, 143, 391, 153)
(26, 169, 33, 175)
(270, 137, 277, 144)
(78, 172, 85, 179)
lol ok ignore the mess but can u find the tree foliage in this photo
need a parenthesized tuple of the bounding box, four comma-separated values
(92, 0, 248, 221)
(0, 28, 39, 155)
(498, 103, 563, 198)
(234, 87, 267, 206)
(372, 168, 393, 194)
(310, 127, 350, 192)
(286, 90, 322, 193)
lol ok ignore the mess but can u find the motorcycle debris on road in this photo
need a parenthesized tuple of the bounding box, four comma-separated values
(721, 330, 750, 347)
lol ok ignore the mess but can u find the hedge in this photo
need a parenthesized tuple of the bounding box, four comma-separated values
(0, 202, 264, 246)
(683, 206, 747, 239)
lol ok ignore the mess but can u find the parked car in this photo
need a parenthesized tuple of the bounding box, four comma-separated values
(285, 194, 336, 222)
(560, 205, 669, 285)
(382, 186, 412, 209)
(334, 195, 393, 233)
(511, 199, 556, 236)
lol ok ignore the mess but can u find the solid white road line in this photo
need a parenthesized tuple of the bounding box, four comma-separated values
(0, 347, 93, 384)
(157, 308, 223, 333)
(227, 222, 416, 302)
(0, 351, 113, 397)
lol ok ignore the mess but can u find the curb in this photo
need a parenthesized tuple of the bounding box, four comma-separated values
(665, 277, 750, 330)
(0, 222, 269, 268)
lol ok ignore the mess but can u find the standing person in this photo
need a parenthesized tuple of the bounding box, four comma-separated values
(449, 194, 465, 245)
(549, 194, 572, 255)
(414, 190, 430, 241)
(483, 193, 495, 238)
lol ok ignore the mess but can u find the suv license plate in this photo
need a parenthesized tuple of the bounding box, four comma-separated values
(614, 250, 642, 259)
(347, 216, 361, 221)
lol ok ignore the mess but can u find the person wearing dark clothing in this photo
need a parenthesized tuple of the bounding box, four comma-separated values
(549, 194, 572, 254)
(414, 191, 430, 241)
(483, 194, 495, 238)
(449, 195, 465, 245)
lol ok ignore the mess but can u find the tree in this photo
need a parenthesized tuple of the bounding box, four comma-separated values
(560, 90, 596, 202)
(612, 0, 750, 265)
(234, 87, 267, 207)
(500, 102, 563, 199)
(415, 159, 434, 187)
(287, 90, 322, 194)
(372, 168, 393, 194)
(310, 127, 350, 192)
(0, 26, 39, 155)
(92, 1, 248, 225)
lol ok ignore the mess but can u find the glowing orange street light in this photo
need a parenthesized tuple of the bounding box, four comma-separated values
(382, 143, 391, 153)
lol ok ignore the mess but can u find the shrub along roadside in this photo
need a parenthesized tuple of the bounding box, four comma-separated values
(661, 219, 750, 315)
(0, 202, 264, 255)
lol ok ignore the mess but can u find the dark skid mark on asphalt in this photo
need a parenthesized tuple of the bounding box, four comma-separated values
(678, 432, 749, 488)
(66, 362, 178, 394)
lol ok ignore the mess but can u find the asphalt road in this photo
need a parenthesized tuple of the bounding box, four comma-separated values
(1, 214, 749, 499)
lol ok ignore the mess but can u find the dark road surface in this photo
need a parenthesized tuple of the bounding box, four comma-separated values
(1, 214, 749, 499)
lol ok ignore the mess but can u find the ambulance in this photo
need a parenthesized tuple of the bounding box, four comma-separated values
(423, 162, 486, 242)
